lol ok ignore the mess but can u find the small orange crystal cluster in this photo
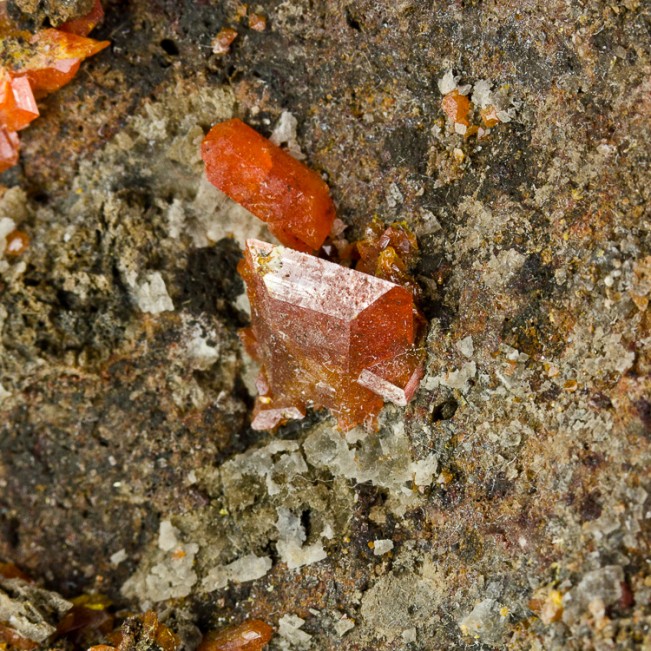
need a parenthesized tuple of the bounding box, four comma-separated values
(0, 0, 109, 172)
(440, 83, 504, 138)
(202, 119, 423, 431)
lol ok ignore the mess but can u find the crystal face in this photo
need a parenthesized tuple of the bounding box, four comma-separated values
(0, 71, 39, 131)
(0, 126, 19, 172)
(197, 619, 273, 651)
(20, 29, 110, 97)
(202, 119, 335, 252)
(0, 3, 108, 173)
(240, 240, 422, 430)
(59, 0, 105, 37)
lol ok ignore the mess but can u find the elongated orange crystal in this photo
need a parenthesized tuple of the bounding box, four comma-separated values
(197, 620, 273, 651)
(202, 119, 335, 251)
(240, 240, 422, 430)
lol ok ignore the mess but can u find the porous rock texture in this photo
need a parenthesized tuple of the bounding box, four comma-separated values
(7, 0, 94, 28)
(0, 1, 649, 650)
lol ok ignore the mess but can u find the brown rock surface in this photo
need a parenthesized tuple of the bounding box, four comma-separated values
(0, 1, 649, 649)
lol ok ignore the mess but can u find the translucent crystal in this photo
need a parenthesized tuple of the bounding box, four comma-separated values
(22, 29, 110, 97)
(59, 0, 105, 37)
(202, 119, 335, 251)
(0, 126, 19, 173)
(197, 619, 273, 651)
(0, 70, 39, 131)
(240, 240, 422, 430)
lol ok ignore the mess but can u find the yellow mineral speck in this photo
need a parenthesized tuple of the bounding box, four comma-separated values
(563, 379, 578, 392)
(500, 606, 510, 618)
(219, 508, 229, 516)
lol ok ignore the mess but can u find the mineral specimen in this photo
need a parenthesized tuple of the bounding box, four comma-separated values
(87, 611, 180, 651)
(239, 240, 422, 430)
(59, 0, 105, 37)
(202, 119, 335, 251)
(0, 126, 19, 172)
(0, 69, 38, 131)
(197, 619, 273, 651)
(248, 13, 267, 32)
(355, 218, 421, 296)
(211, 27, 238, 55)
(13, 29, 109, 97)
(56, 594, 113, 646)
(0, 2, 108, 172)
(4, 229, 29, 256)
(441, 89, 471, 127)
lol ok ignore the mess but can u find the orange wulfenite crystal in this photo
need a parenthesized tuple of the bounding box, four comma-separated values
(59, 0, 105, 36)
(0, 125, 19, 172)
(211, 27, 238, 54)
(56, 594, 113, 646)
(202, 119, 335, 251)
(14, 29, 110, 98)
(240, 240, 422, 430)
(248, 13, 267, 32)
(0, 69, 39, 131)
(197, 620, 273, 651)
(5, 229, 30, 256)
(0, 7, 108, 173)
(441, 89, 471, 127)
(355, 219, 421, 294)
(480, 105, 500, 128)
(0, 562, 32, 581)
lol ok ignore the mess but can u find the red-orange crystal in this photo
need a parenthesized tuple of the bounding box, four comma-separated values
(0, 125, 19, 172)
(480, 105, 500, 128)
(248, 13, 267, 32)
(0, 10, 108, 174)
(0, 70, 39, 131)
(19, 29, 110, 97)
(441, 89, 471, 127)
(197, 620, 273, 651)
(240, 240, 422, 430)
(5, 229, 30, 256)
(202, 119, 335, 252)
(59, 0, 105, 36)
(211, 27, 238, 55)
(355, 219, 421, 294)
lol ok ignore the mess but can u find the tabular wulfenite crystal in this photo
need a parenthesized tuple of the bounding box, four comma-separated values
(239, 240, 423, 430)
